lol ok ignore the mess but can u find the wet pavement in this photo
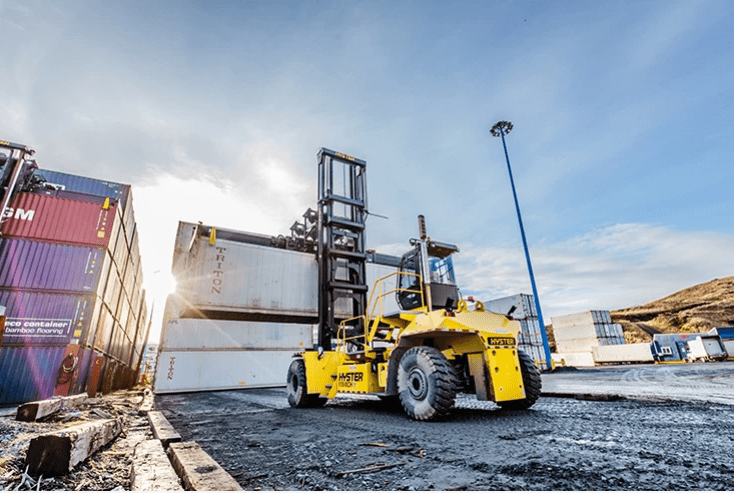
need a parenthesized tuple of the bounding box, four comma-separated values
(155, 362, 734, 490)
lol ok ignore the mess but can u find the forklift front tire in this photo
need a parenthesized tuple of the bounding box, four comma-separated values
(286, 358, 326, 408)
(398, 346, 457, 420)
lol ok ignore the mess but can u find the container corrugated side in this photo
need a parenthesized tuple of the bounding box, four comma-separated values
(102, 263, 124, 318)
(361, 263, 400, 316)
(711, 327, 734, 340)
(0, 290, 99, 345)
(93, 304, 115, 353)
(122, 191, 136, 247)
(553, 325, 600, 341)
(0, 345, 69, 403)
(551, 310, 610, 329)
(484, 294, 536, 320)
(36, 169, 130, 211)
(116, 296, 131, 339)
(154, 349, 302, 394)
(552, 351, 596, 367)
(556, 337, 601, 353)
(0, 238, 110, 294)
(592, 343, 654, 363)
(175, 237, 319, 317)
(174, 236, 401, 318)
(111, 220, 129, 274)
(161, 318, 313, 350)
(123, 256, 136, 302)
(2, 192, 120, 248)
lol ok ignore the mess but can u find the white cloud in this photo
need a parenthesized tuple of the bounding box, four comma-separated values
(456, 223, 734, 319)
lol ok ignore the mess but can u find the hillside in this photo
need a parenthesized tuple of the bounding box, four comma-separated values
(610, 277, 734, 343)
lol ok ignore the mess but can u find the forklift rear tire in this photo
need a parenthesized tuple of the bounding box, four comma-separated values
(286, 358, 326, 408)
(398, 346, 457, 421)
(498, 349, 542, 410)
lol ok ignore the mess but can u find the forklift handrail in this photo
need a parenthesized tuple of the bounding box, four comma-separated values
(336, 271, 424, 353)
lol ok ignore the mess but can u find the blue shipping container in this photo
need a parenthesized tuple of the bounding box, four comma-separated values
(0, 290, 99, 346)
(35, 169, 131, 211)
(712, 327, 734, 340)
(0, 345, 68, 403)
(0, 238, 110, 294)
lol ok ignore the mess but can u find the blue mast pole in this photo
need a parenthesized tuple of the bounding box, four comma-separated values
(491, 121, 553, 371)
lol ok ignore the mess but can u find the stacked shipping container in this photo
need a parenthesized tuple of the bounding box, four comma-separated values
(155, 221, 399, 394)
(549, 311, 626, 367)
(0, 170, 148, 404)
(551, 311, 625, 351)
(484, 294, 551, 370)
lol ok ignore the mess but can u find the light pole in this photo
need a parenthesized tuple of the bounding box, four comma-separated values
(491, 121, 553, 371)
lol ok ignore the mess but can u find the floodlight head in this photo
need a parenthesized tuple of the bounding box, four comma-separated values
(491, 121, 513, 137)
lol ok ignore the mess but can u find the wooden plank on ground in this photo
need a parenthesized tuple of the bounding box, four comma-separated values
(131, 440, 184, 491)
(25, 418, 122, 476)
(16, 393, 88, 422)
(147, 411, 181, 448)
(168, 442, 242, 491)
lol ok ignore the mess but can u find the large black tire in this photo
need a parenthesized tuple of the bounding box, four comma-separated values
(397, 346, 457, 420)
(498, 349, 542, 410)
(286, 358, 327, 408)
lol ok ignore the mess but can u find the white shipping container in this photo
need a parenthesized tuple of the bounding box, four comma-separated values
(553, 325, 600, 341)
(154, 350, 297, 393)
(161, 318, 313, 350)
(592, 343, 653, 363)
(172, 228, 399, 318)
(556, 337, 601, 353)
(484, 294, 536, 320)
(551, 310, 610, 329)
(723, 339, 734, 357)
(176, 237, 318, 317)
(552, 352, 596, 367)
(687, 336, 727, 361)
(363, 263, 400, 316)
(518, 344, 550, 371)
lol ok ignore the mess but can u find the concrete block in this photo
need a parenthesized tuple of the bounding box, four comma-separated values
(168, 441, 242, 491)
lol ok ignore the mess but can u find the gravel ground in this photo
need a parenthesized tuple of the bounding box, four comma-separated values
(156, 362, 734, 491)
(2, 364, 733, 491)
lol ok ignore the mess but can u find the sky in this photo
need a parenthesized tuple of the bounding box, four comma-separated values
(2, 0, 733, 339)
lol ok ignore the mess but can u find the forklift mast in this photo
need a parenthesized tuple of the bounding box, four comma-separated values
(316, 148, 368, 350)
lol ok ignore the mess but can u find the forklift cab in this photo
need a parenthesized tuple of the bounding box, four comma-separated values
(397, 239, 460, 311)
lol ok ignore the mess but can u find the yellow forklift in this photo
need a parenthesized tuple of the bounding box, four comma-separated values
(286, 149, 541, 420)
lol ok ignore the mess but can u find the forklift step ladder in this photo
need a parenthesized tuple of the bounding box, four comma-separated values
(317, 148, 368, 350)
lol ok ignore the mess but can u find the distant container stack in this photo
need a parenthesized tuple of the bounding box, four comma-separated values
(0, 169, 148, 404)
(484, 294, 550, 370)
(550, 310, 626, 367)
(552, 310, 625, 350)
(154, 221, 399, 394)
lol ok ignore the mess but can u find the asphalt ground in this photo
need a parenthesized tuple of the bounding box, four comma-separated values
(154, 362, 734, 490)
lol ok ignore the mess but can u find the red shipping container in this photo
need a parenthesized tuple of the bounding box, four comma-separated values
(1, 193, 119, 248)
